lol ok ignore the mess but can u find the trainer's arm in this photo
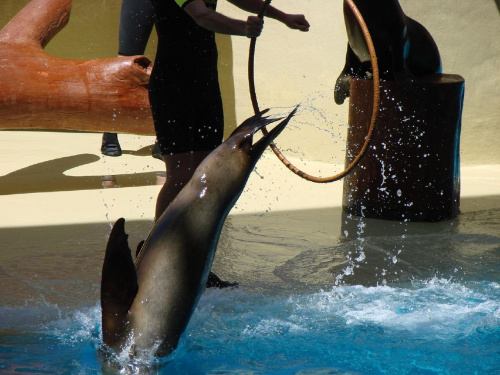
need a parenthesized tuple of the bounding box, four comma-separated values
(184, 0, 263, 37)
(227, 0, 310, 31)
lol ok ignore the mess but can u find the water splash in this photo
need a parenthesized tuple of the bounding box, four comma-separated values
(336, 212, 372, 285)
(2, 276, 498, 374)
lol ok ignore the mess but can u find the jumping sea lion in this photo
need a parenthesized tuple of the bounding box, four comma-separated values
(334, 0, 442, 104)
(100, 108, 297, 358)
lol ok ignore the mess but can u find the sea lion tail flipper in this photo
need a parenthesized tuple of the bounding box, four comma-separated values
(101, 218, 138, 349)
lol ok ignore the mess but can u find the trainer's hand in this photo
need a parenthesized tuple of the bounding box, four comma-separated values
(283, 14, 310, 32)
(245, 16, 264, 38)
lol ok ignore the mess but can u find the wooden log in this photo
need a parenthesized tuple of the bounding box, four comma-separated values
(0, 0, 154, 135)
(342, 74, 464, 222)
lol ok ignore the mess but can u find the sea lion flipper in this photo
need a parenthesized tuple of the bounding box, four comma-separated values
(205, 271, 238, 289)
(334, 45, 362, 105)
(136, 240, 145, 258)
(334, 72, 351, 105)
(101, 218, 138, 348)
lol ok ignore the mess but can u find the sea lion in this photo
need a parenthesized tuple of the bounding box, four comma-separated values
(100, 108, 297, 358)
(334, 0, 442, 104)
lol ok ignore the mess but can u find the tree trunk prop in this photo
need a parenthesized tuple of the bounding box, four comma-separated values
(0, 0, 154, 135)
(342, 74, 464, 222)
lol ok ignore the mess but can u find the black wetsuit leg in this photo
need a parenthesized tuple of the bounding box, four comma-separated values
(102, 0, 155, 157)
(118, 0, 155, 56)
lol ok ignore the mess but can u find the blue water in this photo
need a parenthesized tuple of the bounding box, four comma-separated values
(1, 280, 499, 374)
(1, 207, 499, 374)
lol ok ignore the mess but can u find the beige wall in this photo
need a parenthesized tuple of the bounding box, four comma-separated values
(1, 0, 499, 166)
(400, 0, 500, 166)
(218, 0, 500, 166)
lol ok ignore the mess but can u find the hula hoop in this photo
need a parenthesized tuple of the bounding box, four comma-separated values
(248, 0, 380, 183)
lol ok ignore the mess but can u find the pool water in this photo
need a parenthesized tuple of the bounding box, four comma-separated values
(1, 205, 499, 374)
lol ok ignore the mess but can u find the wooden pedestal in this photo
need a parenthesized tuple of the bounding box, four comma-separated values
(342, 74, 464, 222)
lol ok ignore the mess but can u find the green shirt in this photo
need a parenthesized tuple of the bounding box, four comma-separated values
(176, 0, 217, 9)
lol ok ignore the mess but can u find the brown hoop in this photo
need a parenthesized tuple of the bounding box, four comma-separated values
(248, 0, 380, 183)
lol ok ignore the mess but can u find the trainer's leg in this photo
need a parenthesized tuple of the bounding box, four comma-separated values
(118, 0, 154, 57)
(102, 0, 155, 156)
(155, 150, 211, 220)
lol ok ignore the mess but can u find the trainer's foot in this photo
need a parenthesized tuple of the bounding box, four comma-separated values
(152, 141, 163, 160)
(101, 133, 122, 157)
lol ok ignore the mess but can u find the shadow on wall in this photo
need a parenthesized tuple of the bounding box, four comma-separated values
(0, 149, 164, 196)
(495, 0, 500, 14)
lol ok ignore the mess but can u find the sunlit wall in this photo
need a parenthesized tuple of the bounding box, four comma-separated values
(1, 0, 498, 166)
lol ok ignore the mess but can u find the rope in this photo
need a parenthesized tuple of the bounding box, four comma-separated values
(248, 0, 380, 183)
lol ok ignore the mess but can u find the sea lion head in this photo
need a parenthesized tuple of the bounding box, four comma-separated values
(190, 107, 298, 208)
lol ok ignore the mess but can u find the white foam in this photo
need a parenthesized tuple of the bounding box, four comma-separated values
(293, 278, 500, 338)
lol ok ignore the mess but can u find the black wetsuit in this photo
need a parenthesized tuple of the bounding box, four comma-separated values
(149, 0, 224, 156)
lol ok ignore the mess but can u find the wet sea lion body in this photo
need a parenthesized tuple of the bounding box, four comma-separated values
(100, 108, 296, 358)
